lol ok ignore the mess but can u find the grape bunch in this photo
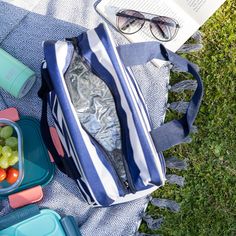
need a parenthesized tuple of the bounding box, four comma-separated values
(0, 125, 19, 184)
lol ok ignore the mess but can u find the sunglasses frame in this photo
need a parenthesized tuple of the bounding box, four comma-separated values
(116, 9, 180, 42)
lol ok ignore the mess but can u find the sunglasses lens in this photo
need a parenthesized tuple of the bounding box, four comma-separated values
(150, 16, 178, 41)
(117, 10, 145, 34)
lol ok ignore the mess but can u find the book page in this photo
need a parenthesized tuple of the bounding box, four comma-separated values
(96, 0, 199, 67)
(174, 0, 226, 25)
(95, 0, 199, 52)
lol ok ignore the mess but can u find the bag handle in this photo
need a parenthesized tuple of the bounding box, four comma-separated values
(117, 42, 203, 152)
(38, 63, 79, 179)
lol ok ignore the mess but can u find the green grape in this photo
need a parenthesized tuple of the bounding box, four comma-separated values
(0, 126, 13, 139)
(5, 137, 18, 150)
(2, 146, 12, 158)
(8, 151, 19, 166)
(0, 138, 5, 146)
(0, 156, 9, 169)
(0, 145, 2, 154)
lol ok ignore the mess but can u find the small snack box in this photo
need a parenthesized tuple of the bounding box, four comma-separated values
(0, 118, 24, 195)
(0, 204, 82, 236)
(0, 108, 55, 208)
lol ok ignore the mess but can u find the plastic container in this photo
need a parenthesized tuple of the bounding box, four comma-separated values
(10, 117, 55, 193)
(0, 116, 55, 208)
(0, 204, 82, 236)
(0, 118, 24, 195)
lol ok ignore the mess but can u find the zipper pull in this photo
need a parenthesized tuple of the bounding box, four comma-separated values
(124, 180, 129, 189)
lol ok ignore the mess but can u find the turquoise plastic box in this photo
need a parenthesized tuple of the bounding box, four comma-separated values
(0, 116, 55, 200)
(0, 205, 81, 236)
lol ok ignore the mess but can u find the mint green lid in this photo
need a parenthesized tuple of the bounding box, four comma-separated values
(0, 209, 66, 236)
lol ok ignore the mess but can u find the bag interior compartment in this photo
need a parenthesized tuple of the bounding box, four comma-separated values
(64, 49, 127, 182)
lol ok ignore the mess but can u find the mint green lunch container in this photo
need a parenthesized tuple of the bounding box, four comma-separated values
(0, 48, 36, 98)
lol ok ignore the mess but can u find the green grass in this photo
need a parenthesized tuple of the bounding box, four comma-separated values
(141, 1, 236, 235)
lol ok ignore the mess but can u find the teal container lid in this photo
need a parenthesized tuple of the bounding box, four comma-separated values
(0, 205, 82, 236)
(0, 117, 55, 198)
(0, 209, 66, 236)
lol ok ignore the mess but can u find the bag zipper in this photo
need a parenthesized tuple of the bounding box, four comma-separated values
(83, 125, 130, 194)
(63, 45, 132, 194)
(79, 54, 137, 194)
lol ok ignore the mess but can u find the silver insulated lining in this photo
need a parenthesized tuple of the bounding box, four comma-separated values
(64, 50, 126, 180)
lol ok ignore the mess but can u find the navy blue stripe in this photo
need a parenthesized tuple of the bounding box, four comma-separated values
(48, 91, 55, 108)
(61, 118, 73, 155)
(77, 29, 147, 190)
(77, 178, 95, 204)
(77, 183, 90, 203)
(50, 95, 84, 176)
(95, 25, 164, 186)
(44, 41, 117, 206)
(77, 32, 139, 184)
(87, 136, 126, 197)
(49, 93, 64, 135)
(66, 142, 83, 175)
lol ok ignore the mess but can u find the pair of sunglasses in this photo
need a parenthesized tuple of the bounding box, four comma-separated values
(116, 9, 180, 42)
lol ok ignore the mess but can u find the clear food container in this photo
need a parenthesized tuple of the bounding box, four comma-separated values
(0, 119, 24, 195)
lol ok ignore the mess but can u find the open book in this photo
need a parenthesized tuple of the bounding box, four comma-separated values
(96, 0, 226, 67)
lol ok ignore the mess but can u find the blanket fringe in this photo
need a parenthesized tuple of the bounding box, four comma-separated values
(135, 232, 160, 236)
(169, 80, 197, 93)
(177, 43, 203, 53)
(150, 198, 180, 213)
(166, 174, 185, 187)
(166, 157, 188, 170)
(177, 31, 203, 53)
(168, 101, 189, 113)
(142, 213, 164, 230)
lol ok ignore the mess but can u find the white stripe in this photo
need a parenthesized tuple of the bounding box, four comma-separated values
(78, 124, 120, 199)
(87, 29, 151, 184)
(127, 67, 147, 111)
(55, 41, 68, 77)
(54, 43, 120, 200)
(127, 67, 152, 128)
(105, 25, 165, 183)
(124, 69, 166, 179)
(123, 68, 151, 132)
(87, 27, 165, 184)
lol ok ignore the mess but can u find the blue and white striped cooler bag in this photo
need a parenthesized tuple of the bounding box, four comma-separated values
(38, 23, 203, 207)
